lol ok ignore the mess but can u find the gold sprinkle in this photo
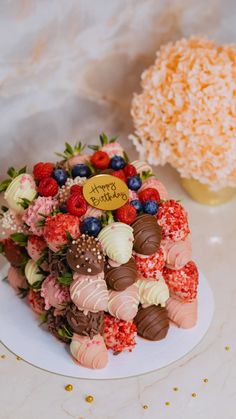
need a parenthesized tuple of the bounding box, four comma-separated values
(143, 405, 148, 410)
(173, 387, 179, 392)
(203, 378, 208, 383)
(1, 355, 6, 359)
(16, 356, 22, 361)
(165, 402, 170, 406)
(86, 395, 94, 403)
(225, 346, 230, 351)
(191, 393, 197, 398)
(65, 384, 73, 392)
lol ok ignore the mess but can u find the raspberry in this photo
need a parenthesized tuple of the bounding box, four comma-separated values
(38, 177, 59, 197)
(103, 314, 137, 354)
(70, 185, 83, 195)
(90, 151, 110, 170)
(138, 187, 160, 203)
(111, 170, 126, 182)
(157, 199, 190, 241)
(163, 261, 198, 302)
(115, 203, 137, 224)
(67, 193, 87, 217)
(124, 164, 137, 177)
(33, 162, 54, 181)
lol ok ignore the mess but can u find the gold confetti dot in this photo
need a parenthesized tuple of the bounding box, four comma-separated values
(203, 378, 208, 383)
(225, 346, 230, 351)
(65, 384, 73, 392)
(165, 402, 170, 406)
(85, 395, 94, 403)
(16, 356, 22, 361)
(191, 393, 197, 398)
(1, 355, 5, 359)
(143, 405, 148, 410)
(173, 387, 179, 392)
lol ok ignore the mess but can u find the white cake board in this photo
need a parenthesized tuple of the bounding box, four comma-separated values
(0, 266, 214, 379)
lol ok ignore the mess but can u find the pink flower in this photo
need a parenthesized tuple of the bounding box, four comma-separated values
(23, 196, 58, 236)
(41, 274, 71, 310)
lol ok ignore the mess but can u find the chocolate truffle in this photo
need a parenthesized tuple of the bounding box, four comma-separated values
(105, 258, 137, 291)
(131, 214, 162, 255)
(66, 304, 104, 339)
(66, 234, 104, 275)
(134, 305, 169, 341)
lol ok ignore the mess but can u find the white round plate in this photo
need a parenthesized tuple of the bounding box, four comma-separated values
(0, 266, 214, 379)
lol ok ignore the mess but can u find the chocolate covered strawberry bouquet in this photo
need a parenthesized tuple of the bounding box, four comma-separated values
(0, 134, 199, 369)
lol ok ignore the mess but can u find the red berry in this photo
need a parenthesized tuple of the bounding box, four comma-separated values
(138, 187, 160, 203)
(38, 177, 59, 197)
(90, 151, 110, 170)
(3, 239, 27, 267)
(33, 162, 54, 181)
(124, 164, 137, 177)
(70, 185, 83, 195)
(115, 203, 137, 225)
(111, 170, 126, 182)
(67, 193, 87, 217)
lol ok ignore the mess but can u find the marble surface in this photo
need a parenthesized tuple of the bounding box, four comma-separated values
(1, 1, 236, 418)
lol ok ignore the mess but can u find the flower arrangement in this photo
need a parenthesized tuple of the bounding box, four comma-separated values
(130, 37, 236, 191)
(0, 134, 199, 369)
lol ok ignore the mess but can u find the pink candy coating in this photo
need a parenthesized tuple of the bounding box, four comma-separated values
(70, 333, 108, 369)
(166, 295, 198, 328)
(101, 142, 124, 157)
(23, 197, 57, 236)
(161, 237, 192, 270)
(27, 236, 47, 261)
(8, 266, 27, 292)
(41, 274, 70, 310)
(70, 273, 108, 313)
(108, 284, 139, 321)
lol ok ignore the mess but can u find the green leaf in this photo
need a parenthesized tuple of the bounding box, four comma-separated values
(36, 253, 47, 267)
(0, 179, 11, 192)
(123, 151, 130, 164)
(58, 272, 73, 286)
(17, 287, 29, 299)
(74, 141, 86, 154)
(37, 219, 46, 227)
(86, 161, 95, 174)
(0, 242, 4, 254)
(38, 312, 48, 324)
(10, 233, 28, 246)
(55, 152, 67, 159)
(30, 280, 43, 290)
(1, 205, 8, 213)
(65, 231, 73, 242)
(7, 166, 17, 178)
(18, 166, 27, 175)
(65, 142, 74, 156)
(140, 170, 153, 181)
(109, 136, 118, 143)
(57, 325, 73, 340)
(99, 132, 109, 146)
(18, 197, 31, 209)
(88, 145, 99, 151)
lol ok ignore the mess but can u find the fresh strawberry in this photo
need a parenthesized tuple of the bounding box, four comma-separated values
(90, 151, 110, 170)
(115, 203, 137, 224)
(111, 170, 126, 182)
(38, 177, 59, 197)
(33, 162, 54, 181)
(124, 164, 137, 177)
(138, 187, 160, 203)
(66, 193, 87, 217)
(70, 185, 83, 195)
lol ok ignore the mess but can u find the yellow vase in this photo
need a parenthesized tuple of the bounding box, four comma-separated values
(181, 178, 236, 206)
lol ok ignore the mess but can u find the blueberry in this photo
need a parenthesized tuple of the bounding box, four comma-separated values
(127, 176, 142, 191)
(109, 155, 126, 170)
(80, 217, 102, 237)
(72, 164, 91, 178)
(52, 168, 68, 186)
(130, 199, 143, 213)
(60, 204, 67, 213)
(143, 200, 158, 215)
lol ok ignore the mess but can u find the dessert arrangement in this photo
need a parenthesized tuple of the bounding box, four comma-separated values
(0, 134, 199, 370)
